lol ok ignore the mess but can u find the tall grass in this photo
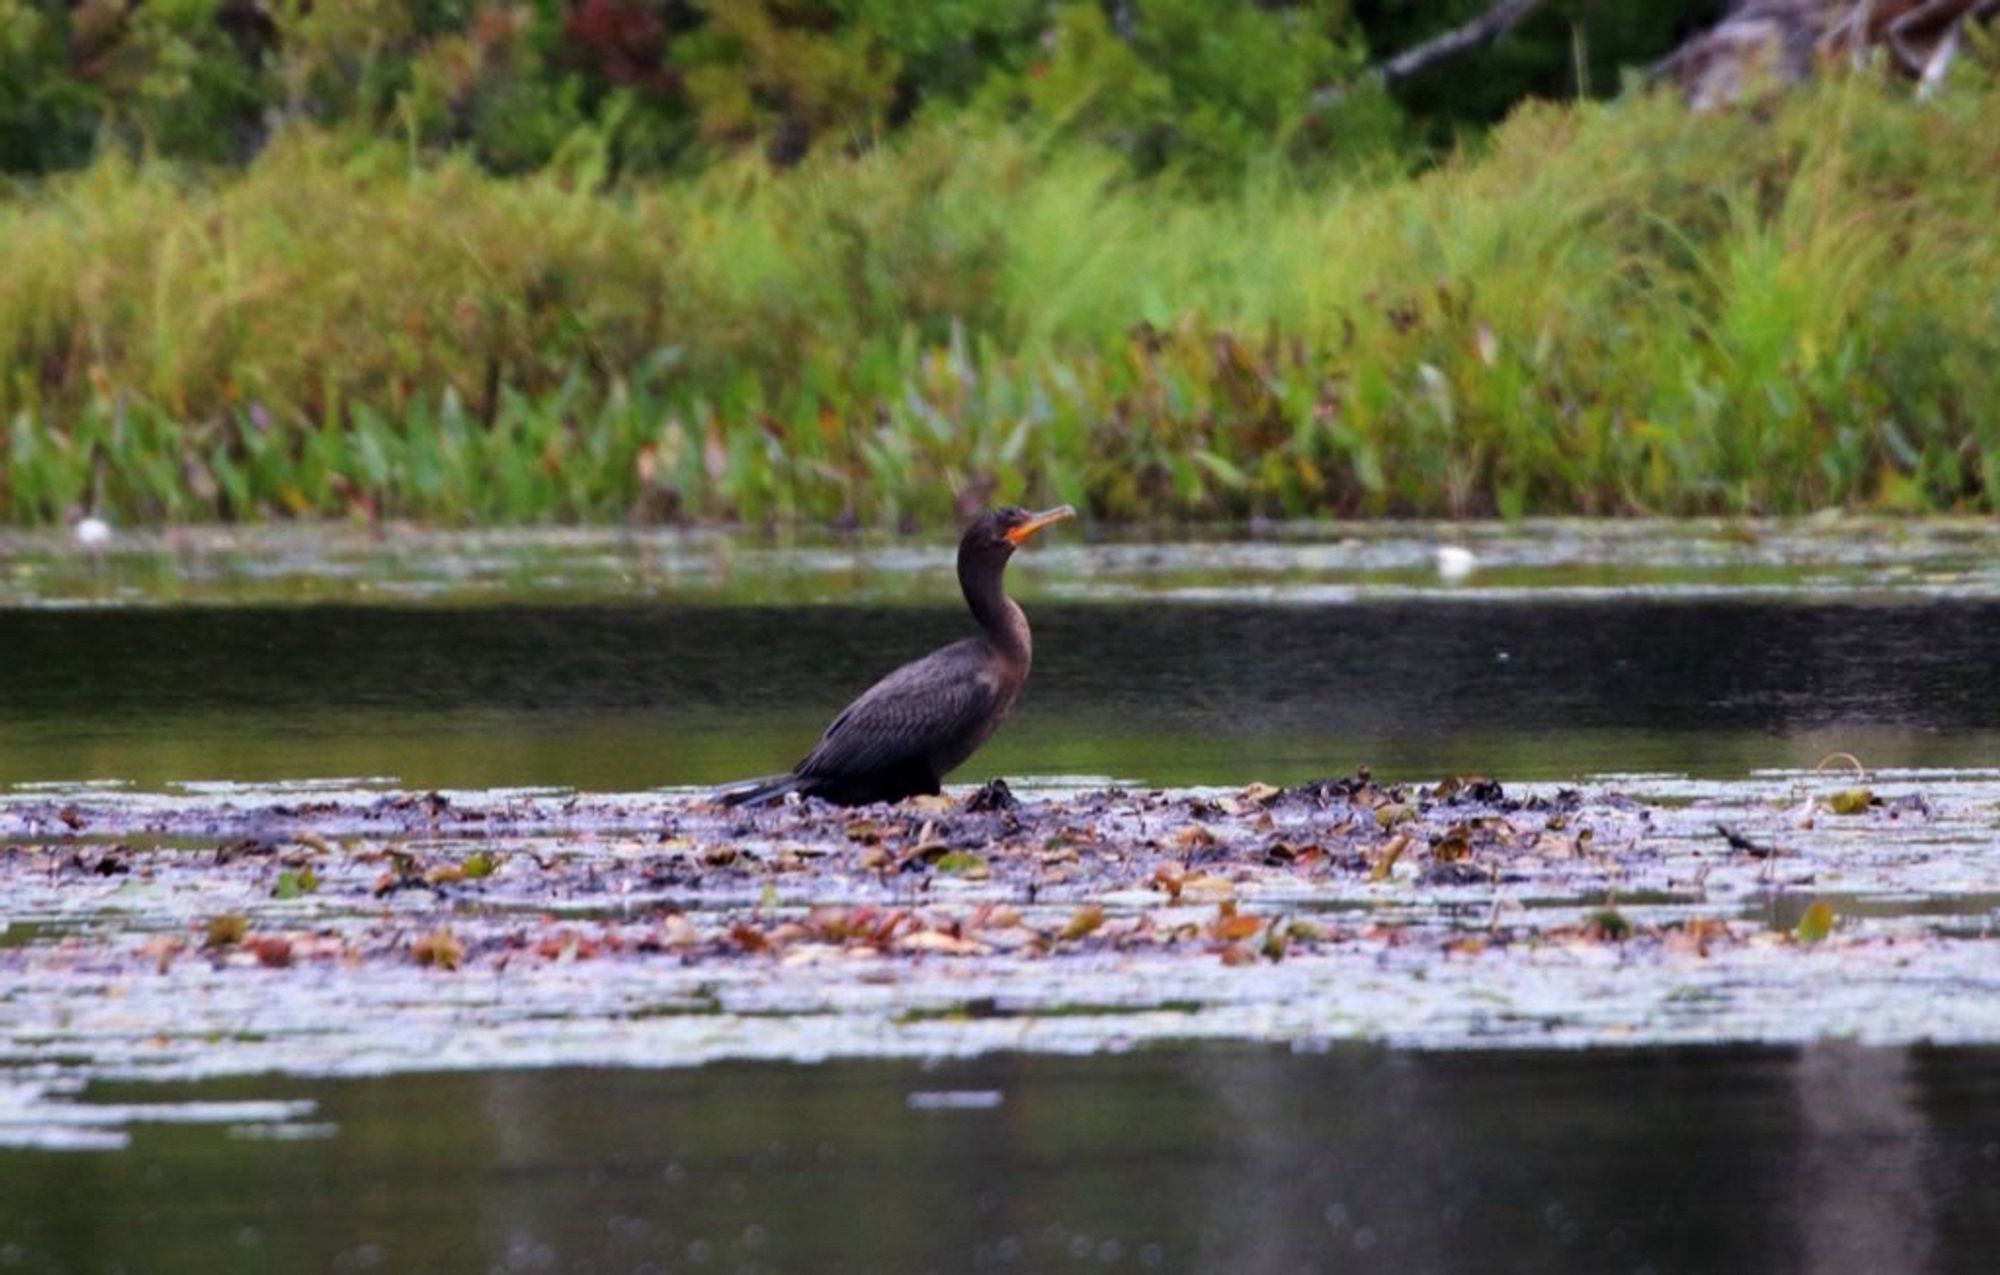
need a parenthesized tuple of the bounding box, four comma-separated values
(3, 70, 1998, 526)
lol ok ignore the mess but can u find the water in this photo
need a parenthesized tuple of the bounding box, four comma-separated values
(6, 523, 2000, 1266)
(3, 1045, 1997, 1273)
(3, 597, 1998, 791)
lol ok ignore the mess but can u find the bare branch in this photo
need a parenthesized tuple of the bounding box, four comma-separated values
(1378, 0, 1552, 86)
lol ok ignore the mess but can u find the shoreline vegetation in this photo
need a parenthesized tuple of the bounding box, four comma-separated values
(5, 68, 1999, 526)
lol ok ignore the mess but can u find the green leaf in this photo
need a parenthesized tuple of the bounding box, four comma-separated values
(272, 867, 320, 899)
(1794, 901, 1836, 944)
(934, 851, 991, 879)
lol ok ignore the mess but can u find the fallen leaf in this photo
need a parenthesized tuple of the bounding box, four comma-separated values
(900, 842, 955, 869)
(1430, 825, 1472, 863)
(412, 928, 464, 970)
(203, 914, 249, 949)
(246, 936, 293, 968)
(899, 930, 991, 956)
(1171, 824, 1216, 853)
(1368, 835, 1411, 882)
(272, 867, 319, 899)
(1261, 926, 1288, 962)
(729, 922, 774, 953)
(1795, 901, 1836, 943)
(1238, 782, 1282, 807)
(1374, 804, 1415, 830)
(933, 851, 991, 878)
(1060, 905, 1106, 941)
(1180, 873, 1237, 903)
(1210, 913, 1264, 942)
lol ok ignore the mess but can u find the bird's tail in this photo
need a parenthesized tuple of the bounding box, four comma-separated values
(713, 774, 803, 808)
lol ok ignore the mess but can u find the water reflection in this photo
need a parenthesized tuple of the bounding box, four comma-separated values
(3, 600, 1999, 789)
(6, 1045, 1998, 1273)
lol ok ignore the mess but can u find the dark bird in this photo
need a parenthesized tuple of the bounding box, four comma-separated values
(718, 505, 1076, 807)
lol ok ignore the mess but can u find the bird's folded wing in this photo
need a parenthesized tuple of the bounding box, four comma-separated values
(796, 649, 999, 779)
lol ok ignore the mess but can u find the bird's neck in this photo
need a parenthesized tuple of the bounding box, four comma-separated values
(960, 553, 1031, 669)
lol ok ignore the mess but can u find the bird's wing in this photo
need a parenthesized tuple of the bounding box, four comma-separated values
(795, 642, 1000, 780)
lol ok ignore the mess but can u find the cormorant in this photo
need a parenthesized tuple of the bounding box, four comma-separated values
(718, 505, 1075, 806)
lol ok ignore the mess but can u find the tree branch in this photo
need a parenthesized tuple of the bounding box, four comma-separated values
(1378, 0, 1552, 86)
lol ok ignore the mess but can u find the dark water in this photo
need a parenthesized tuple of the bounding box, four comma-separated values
(4, 1045, 1997, 1274)
(3, 599, 1999, 790)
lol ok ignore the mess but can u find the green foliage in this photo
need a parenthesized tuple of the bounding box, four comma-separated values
(973, 1, 1381, 176)
(2, 69, 1997, 527)
(2, 2, 1609, 180)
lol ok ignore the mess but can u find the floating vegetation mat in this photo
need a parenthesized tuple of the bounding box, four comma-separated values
(4, 769, 2000, 1110)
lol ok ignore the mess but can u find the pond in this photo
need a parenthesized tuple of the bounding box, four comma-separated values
(6, 1045, 2000, 1273)
(4, 520, 1999, 1270)
(4, 519, 1999, 790)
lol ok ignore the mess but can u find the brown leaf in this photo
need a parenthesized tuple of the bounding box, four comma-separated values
(412, 928, 464, 970)
(898, 930, 992, 956)
(1431, 824, 1472, 863)
(1172, 824, 1217, 854)
(1210, 913, 1263, 941)
(246, 936, 294, 968)
(1180, 873, 1237, 903)
(1237, 782, 1283, 807)
(729, 922, 774, 953)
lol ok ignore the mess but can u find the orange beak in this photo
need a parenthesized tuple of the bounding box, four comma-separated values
(1004, 505, 1077, 546)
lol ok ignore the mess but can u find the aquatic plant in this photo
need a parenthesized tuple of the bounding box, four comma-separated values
(2, 67, 1998, 526)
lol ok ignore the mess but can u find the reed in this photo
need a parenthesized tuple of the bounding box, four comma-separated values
(3, 70, 1996, 526)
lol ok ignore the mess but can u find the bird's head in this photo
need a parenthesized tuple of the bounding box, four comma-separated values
(962, 505, 1076, 560)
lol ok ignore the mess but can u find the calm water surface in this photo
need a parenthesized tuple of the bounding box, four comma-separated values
(4, 1045, 1998, 1274)
(2, 599, 1998, 790)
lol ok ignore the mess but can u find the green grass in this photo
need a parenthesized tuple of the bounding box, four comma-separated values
(3, 69, 1999, 527)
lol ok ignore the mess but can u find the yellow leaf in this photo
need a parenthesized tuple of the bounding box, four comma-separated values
(1369, 835, 1411, 882)
(1060, 905, 1106, 941)
(1794, 902, 1836, 944)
